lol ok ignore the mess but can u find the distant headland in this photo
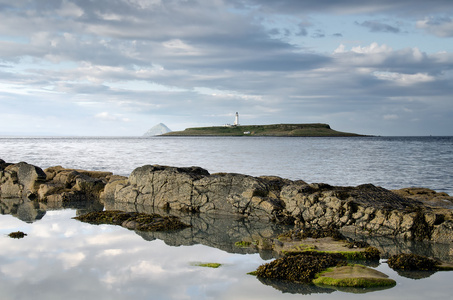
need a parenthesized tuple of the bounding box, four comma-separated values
(163, 123, 365, 137)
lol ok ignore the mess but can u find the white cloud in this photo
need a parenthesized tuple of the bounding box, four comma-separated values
(162, 39, 203, 56)
(58, 252, 86, 269)
(417, 17, 453, 37)
(373, 71, 435, 85)
(350, 42, 392, 54)
(94, 112, 130, 122)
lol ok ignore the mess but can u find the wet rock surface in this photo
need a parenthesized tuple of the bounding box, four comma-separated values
(2, 160, 453, 244)
(387, 253, 439, 271)
(105, 164, 453, 243)
(73, 210, 191, 232)
(255, 252, 346, 283)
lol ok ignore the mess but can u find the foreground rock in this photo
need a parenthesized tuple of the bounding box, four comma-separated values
(387, 253, 453, 271)
(0, 160, 121, 203)
(313, 265, 396, 288)
(254, 252, 346, 283)
(253, 250, 394, 289)
(106, 164, 453, 243)
(2, 160, 453, 243)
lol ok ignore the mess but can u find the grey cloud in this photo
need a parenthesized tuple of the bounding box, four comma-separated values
(232, 0, 453, 16)
(311, 30, 326, 38)
(296, 23, 309, 36)
(356, 20, 400, 33)
(1, 0, 453, 136)
(417, 16, 453, 37)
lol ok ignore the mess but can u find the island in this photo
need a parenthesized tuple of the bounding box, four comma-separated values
(162, 123, 364, 137)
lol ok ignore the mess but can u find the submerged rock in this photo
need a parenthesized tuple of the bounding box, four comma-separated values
(255, 252, 346, 283)
(8, 231, 27, 239)
(73, 210, 190, 232)
(254, 247, 390, 289)
(313, 265, 396, 288)
(387, 253, 439, 271)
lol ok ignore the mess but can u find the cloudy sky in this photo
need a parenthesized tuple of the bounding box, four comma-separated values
(1, 0, 452, 136)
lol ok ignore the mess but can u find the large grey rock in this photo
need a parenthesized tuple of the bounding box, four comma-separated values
(106, 164, 453, 243)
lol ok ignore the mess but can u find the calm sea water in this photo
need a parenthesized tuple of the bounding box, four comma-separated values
(1, 136, 452, 194)
(1, 136, 453, 300)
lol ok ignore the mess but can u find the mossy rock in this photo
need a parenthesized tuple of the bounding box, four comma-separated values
(235, 240, 252, 248)
(338, 247, 380, 261)
(255, 252, 346, 283)
(74, 210, 190, 232)
(313, 265, 396, 288)
(8, 231, 27, 239)
(278, 227, 346, 241)
(387, 253, 439, 271)
(191, 262, 222, 268)
(282, 246, 380, 261)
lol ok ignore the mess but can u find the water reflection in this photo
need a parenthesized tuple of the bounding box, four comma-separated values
(1, 197, 453, 299)
(0, 198, 46, 223)
(105, 200, 287, 260)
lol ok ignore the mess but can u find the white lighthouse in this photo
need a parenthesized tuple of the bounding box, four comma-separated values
(234, 112, 239, 126)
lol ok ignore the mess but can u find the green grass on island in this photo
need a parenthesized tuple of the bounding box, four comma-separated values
(163, 123, 365, 137)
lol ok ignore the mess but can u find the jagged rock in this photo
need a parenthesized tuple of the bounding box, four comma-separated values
(3, 160, 453, 244)
(0, 162, 46, 198)
(99, 175, 128, 200)
(105, 164, 453, 243)
(0, 161, 111, 203)
(393, 188, 453, 208)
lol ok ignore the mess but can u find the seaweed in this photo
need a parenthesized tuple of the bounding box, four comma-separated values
(73, 210, 190, 232)
(8, 231, 27, 239)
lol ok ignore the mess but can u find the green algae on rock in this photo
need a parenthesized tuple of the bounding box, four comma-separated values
(255, 252, 346, 283)
(235, 240, 253, 248)
(8, 231, 27, 239)
(313, 265, 396, 288)
(73, 210, 190, 232)
(191, 262, 222, 268)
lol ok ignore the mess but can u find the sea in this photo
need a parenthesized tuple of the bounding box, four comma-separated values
(0, 136, 452, 299)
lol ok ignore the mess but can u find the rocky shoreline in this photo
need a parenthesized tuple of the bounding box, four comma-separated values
(3, 158, 453, 291)
(1, 159, 453, 244)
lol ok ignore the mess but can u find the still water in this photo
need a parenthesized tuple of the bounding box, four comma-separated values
(1, 136, 452, 194)
(1, 136, 453, 299)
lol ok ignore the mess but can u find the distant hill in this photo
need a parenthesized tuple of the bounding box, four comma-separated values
(143, 123, 172, 136)
(163, 123, 365, 137)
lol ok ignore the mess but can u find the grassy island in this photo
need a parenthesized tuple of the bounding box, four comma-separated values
(163, 123, 364, 137)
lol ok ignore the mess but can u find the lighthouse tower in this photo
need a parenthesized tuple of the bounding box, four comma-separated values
(234, 112, 239, 126)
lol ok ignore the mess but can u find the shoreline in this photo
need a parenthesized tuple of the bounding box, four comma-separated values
(1, 159, 453, 243)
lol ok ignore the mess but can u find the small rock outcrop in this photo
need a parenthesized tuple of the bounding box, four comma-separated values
(0, 160, 46, 199)
(0, 160, 116, 203)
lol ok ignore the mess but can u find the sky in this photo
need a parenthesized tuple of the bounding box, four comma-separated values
(1, 0, 452, 136)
